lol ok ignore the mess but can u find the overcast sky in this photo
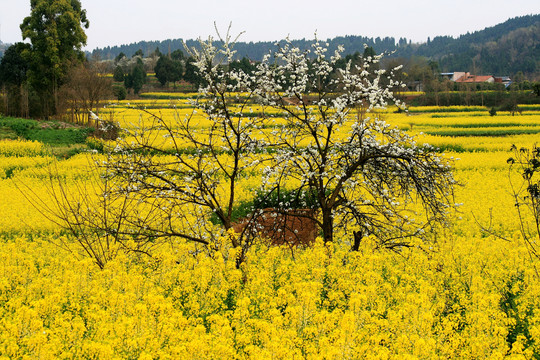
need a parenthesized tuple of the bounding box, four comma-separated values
(1, 0, 538, 51)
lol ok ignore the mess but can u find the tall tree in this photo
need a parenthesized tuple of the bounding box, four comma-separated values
(155, 56, 182, 87)
(20, 0, 89, 118)
(113, 65, 125, 82)
(124, 58, 146, 94)
(0, 43, 31, 117)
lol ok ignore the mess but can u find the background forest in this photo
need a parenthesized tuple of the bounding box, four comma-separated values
(89, 14, 540, 79)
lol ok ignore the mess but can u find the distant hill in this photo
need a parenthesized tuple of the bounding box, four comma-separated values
(93, 35, 400, 64)
(88, 14, 536, 79)
(395, 14, 540, 77)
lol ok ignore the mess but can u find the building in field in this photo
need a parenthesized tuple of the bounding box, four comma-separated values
(454, 73, 495, 83)
(441, 72, 512, 87)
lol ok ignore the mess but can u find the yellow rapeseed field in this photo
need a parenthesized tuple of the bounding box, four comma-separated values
(1, 103, 540, 359)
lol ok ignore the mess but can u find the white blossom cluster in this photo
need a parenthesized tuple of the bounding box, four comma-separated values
(98, 32, 455, 251)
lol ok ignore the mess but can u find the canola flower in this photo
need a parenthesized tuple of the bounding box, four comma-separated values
(0, 139, 46, 157)
(0, 230, 538, 359)
(1, 99, 540, 357)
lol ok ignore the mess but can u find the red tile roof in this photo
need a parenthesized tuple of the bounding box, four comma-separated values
(455, 75, 494, 83)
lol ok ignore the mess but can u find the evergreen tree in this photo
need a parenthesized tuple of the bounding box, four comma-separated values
(155, 56, 183, 87)
(113, 65, 125, 82)
(0, 43, 30, 87)
(183, 57, 204, 88)
(20, 0, 89, 117)
(124, 58, 146, 94)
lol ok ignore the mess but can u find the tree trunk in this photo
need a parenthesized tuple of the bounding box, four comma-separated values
(352, 230, 362, 251)
(321, 208, 334, 244)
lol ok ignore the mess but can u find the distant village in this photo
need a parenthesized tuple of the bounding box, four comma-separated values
(441, 72, 512, 87)
(405, 71, 514, 92)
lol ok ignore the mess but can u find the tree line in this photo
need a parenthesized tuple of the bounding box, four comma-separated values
(91, 15, 540, 80)
(109, 48, 205, 97)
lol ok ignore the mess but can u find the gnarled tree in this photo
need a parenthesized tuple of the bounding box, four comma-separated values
(254, 39, 456, 250)
(44, 32, 456, 268)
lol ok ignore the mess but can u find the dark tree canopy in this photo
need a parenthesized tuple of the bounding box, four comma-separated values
(20, 0, 90, 117)
(0, 42, 32, 117)
(155, 56, 183, 86)
(171, 49, 185, 61)
(115, 52, 127, 63)
(0, 43, 30, 87)
(124, 58, 146, 94)
(113, 65, 125, 82)
(228, 57, 257, 75)
(183, 57, 204, 88)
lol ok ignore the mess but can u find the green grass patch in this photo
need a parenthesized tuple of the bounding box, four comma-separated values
(0, 126, 19, 140)
(0, 117, 39, 138)
(0, 116, 95, 158)
(0, 116, 93, 145)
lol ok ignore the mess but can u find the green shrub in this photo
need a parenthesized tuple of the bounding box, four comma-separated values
(113, 85, 127, 101)
(0, 117, 93, 145)
(252, 188, 320, 210)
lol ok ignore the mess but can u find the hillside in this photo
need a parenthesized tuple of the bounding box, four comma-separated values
(399, 15, 540, 76)
(91, 15, 539, 78)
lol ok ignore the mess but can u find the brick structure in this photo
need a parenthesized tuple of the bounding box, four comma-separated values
(232, 208, 319, 247)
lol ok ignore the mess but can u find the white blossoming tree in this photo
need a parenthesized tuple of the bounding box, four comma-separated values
(252, 39, 456, 249)
(42, 31, 456, 268)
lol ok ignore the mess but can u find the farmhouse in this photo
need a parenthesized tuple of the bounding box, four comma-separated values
(441, 72, 512, 87)
(455, 72, 495, 83)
